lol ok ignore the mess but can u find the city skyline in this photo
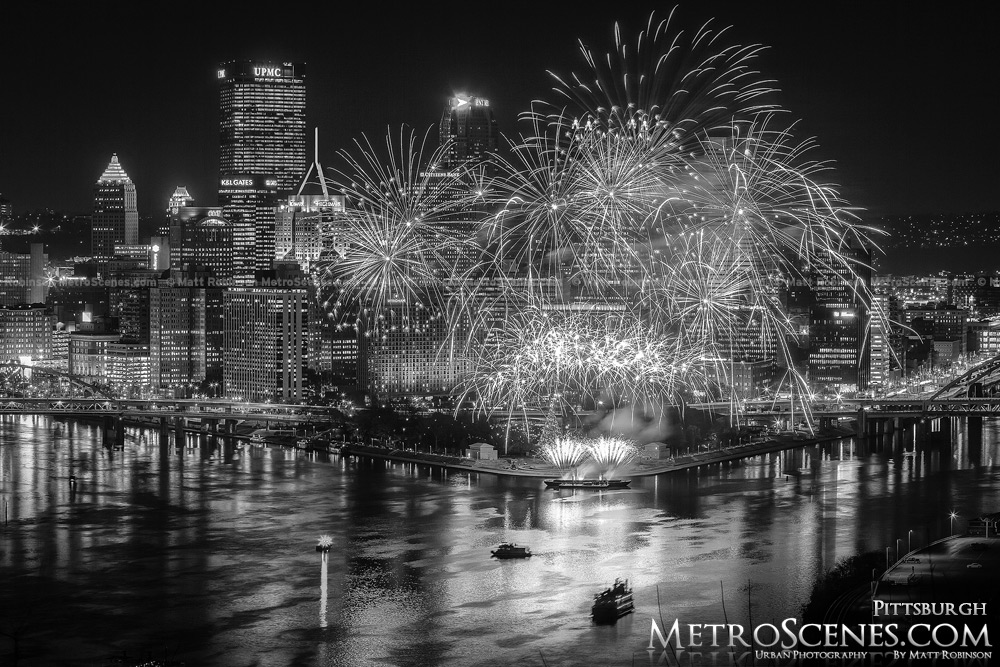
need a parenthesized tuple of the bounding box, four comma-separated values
(2, 2, 999, 220)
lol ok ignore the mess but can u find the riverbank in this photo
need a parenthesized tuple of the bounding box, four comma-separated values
(341, 425, 857, 479)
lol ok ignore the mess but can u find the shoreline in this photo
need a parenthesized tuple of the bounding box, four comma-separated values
(340, 427, 857, 479)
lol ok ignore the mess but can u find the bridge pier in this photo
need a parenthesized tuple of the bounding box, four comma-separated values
(102, 415, 125, 449)
(968, 416, 983, 465)
(175, 418, 187, 448)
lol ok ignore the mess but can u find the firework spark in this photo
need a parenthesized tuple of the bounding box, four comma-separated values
(315, 126, 480, 335)
(585, 436, 640, 474)
(319, 10, 887, 424)
(538, 437, 589, 469)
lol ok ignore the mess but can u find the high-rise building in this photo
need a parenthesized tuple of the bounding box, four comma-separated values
(219, 175, 278, 286)
(168, 205, 233, 283)
(0, 304, 53, 362)
(868, 290, 891, 390)
(149, 284, 207, 392)
(218, 61, 307, 195)
(68, 316, 120, 381)
(92, 154, 138, 266)
(107, 342, 151, 397)
(224, 288, 308, 402)
(161, 186, 195, 237)
(0, 243, 47, 305)
(439, 94, 498, 174)
(276, 131, 345, 268)
(807, 244, 872, 391)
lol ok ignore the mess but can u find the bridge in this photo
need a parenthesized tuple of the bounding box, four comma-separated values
(0, 396, 341, 447)
(0, 397, 337, 420)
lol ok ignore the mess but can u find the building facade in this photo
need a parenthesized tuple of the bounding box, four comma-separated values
(218, 61, 307, 195)
(219, 175, 278, 286)
(439, 94, 498, 174)
(92, 154, 138, 266)
(224, 288, 308, 402)
(0, 304, 53, 362)
(168, 205, 233, 283)
(149, 286, 207, 392)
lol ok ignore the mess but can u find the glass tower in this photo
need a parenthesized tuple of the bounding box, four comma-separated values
(218, 61, 307, 195)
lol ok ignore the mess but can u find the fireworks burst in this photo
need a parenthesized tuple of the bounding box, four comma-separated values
(315, 127, 480, 336)
(457, 307, 706, 416)
(585, 436, 640, 473)
(537, 437, 589, 469)
(545, 6, 778, 144)
(318, 10, 887, 424)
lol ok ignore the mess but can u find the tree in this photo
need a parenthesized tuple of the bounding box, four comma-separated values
(536, 402, 563, 449)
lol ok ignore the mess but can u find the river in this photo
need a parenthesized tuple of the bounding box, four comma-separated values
(1, 415, 999, 666)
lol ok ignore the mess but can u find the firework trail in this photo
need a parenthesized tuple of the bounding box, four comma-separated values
(457, 306, 706, 417)
(315, 126, 480, 337)
(585, 436, 640, 475)
(544, 6, 778, 144)
(537, 437, 589, 469)
(320, 8, 887, 425)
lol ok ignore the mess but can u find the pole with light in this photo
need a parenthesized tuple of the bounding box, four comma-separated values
(949, 511, 958, 536)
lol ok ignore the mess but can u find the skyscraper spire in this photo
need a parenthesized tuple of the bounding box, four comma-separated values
(98, 153, 132, 183)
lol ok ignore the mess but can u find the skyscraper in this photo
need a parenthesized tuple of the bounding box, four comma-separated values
(92, 154, 138, 266)
(224, 288, 308, 402)
(149, 282, 207, 392)
(219, 174, 278, 285)
(439, 94, 497, 175)
(218, 61, 307, 195)
(168, 205, 233, 283)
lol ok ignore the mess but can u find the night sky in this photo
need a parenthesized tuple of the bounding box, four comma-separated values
(2, 1, 997, 222)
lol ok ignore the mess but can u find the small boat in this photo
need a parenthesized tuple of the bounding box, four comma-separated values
(591, 578, 634, 623)
(544, 479, 631, 489)
(491, 543, 532, 559)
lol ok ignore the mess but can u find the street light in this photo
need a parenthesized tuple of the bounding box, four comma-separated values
(949, 511, 958, 535)
(908, 529, 913, 554)
(886, 546, 891, 570)
(896, 538, 902, 561)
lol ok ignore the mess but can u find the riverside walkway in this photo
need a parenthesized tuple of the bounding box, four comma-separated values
(339, 426, 856, 479)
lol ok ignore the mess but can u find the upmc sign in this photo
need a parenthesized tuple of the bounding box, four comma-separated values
(254, 66, 283, 77)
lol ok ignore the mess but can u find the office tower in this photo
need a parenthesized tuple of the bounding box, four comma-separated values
(107, 342, 151, 396)
(868, 290, 891, 390)
(276, 131, 345, 268)
(439, 94, 498, 174)
(92, 154, 138, 266)
(168, 206, 233, 282)
(0, 243, 47, 305)
(68, 316, 120, 380)
(363, 305, 475, 396)
(0, 304, 53, 361)
(224, 288, 308, 402)
(218, 61, 307, 195)
(149, 283, 207, 393)
(161, 186, 194, 238)
(167, 186, 194, 211)
(807, 244, 872, 391)
(219, 175, 278, 286)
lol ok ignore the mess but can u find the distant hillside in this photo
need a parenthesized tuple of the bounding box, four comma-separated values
(873, 211, 1000, 249)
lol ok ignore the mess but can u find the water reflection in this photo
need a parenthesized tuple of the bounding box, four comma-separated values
(1, 415, 999, 665)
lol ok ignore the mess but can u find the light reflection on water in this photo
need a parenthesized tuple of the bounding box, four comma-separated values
(1, 415, 999, 665)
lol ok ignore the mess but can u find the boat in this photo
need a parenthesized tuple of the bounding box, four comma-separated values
(591, 578, 634, 623)
(250, 428, 296, 443)
(491, 543, 532, 559)
(544, 479, 631, 489)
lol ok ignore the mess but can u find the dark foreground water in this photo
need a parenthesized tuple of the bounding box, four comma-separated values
(2, 415, 1000, 666)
